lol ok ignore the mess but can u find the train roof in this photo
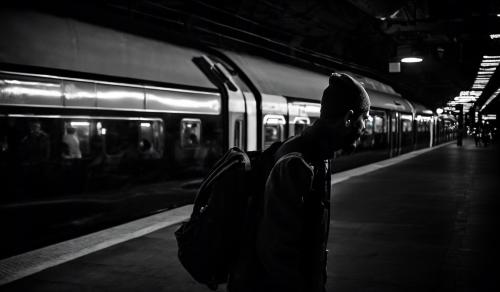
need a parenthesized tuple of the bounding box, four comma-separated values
(0, 10, 217, 90)
(222, 50, 413, 113)
(222, 50, 328, 101)
(411, 102, 434, 116)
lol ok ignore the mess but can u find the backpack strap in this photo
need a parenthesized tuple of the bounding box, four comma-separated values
(193, 147, 250, 216)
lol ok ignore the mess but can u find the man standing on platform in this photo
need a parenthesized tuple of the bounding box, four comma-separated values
(228, 73, 371, 292)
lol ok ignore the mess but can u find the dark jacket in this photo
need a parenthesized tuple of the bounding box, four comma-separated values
(228, 150, 331, 292)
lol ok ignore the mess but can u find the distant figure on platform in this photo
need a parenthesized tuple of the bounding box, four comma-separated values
(62, 127, 82, 160)
(482, 129, 491, 147)
(228, 73, 371, 292)
(473, 128, 482, 147)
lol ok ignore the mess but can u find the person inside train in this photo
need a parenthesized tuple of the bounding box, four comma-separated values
(21, 120, 51, 164)
(20, 120, 51, 195)
(228, 73, 370, 292)
(62, 126, 82, 160)
(139, 138, 160, 160)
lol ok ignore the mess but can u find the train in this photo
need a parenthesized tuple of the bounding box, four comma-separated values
(0, 10, 456, 256)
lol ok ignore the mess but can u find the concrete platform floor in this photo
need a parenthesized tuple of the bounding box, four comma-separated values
(2, 138, 499, 292)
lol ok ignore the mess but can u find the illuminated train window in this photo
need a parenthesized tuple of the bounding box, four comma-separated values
(181, 118, 201, 147)
(65, 120, 91, 156)
(263, 115, 285, 149)
(401, 114, 413, 132)
(138, 121, 164, 159)
(293, 117, 310, 136)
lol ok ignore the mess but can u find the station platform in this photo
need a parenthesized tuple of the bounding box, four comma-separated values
(1, 138, 499, 292)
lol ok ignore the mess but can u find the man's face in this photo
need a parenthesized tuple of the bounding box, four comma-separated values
(341, 110, 370, 154)
(30, 122, 42, 135)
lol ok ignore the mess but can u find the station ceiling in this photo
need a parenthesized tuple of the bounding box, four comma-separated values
(5, 0, 500, 113)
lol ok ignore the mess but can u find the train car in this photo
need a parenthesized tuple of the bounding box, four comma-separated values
(0, 9, 456, 256)
(434, 114, 458, 145)
(412, 102, 434, 149)
(0, 10, 232, 256)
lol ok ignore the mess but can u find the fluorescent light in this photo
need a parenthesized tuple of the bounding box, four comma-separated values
(401, 57, 423, 63)
(481, 62, 499, 66)
(480, 88, 500, 111)
(70, 121, 90, 127)
(491, 34, 500, 39)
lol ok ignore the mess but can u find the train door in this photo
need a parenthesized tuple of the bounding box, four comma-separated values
(389, 111, 401, 157)
(199, 55, 258, 151)
(193, 55, 256, 151)
(400, 113, 414, 154)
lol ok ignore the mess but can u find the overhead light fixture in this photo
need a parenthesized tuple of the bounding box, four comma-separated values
(480, 62, 499, 67)
(396, 45, 424, 64)
(401, 57, 423, 63)
(480, 88, 500, 112)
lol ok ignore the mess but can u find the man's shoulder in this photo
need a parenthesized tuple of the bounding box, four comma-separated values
(273, 152, 313, 175)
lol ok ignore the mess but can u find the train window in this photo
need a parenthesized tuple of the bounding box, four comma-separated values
(372, 112, 386, 134)
(99, 120, 139, 155)
(263, 115, 285, 149)
(64, 120, 91, 157)
(0, 117, 64, 163)
(234, 118, 243, 149)
(293, 117, 310, 136)
(401, 114, 413, 132)
(364, 116, 374, 135)
(97, 118, 164, 161)
(139, 120, 164, 159)
(181, 118, 201, 148)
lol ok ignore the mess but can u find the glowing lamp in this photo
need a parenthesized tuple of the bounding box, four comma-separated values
(401, 57, 423, 63)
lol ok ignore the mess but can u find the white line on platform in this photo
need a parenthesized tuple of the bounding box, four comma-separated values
(0, 205, 192, 285)
(0, 141, 455, 285)
(331, 141, 454, 184)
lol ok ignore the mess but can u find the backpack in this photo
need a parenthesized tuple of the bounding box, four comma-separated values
(175, 143, 282, 290)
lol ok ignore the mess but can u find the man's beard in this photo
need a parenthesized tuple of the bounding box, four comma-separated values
(341, 131, 362, 155)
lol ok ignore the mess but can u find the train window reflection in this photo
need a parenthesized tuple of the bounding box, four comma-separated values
(100, 120, 139, 156)
(181, 118, 201, 148)
(263, 115, 285, 149)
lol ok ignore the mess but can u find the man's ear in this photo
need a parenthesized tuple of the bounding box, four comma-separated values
(343, 110, 354, 127)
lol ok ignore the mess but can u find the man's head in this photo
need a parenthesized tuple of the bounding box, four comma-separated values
(308, 73, 370, 159)
(66, 127, 76, 135)
(29, 121, 42, 135)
